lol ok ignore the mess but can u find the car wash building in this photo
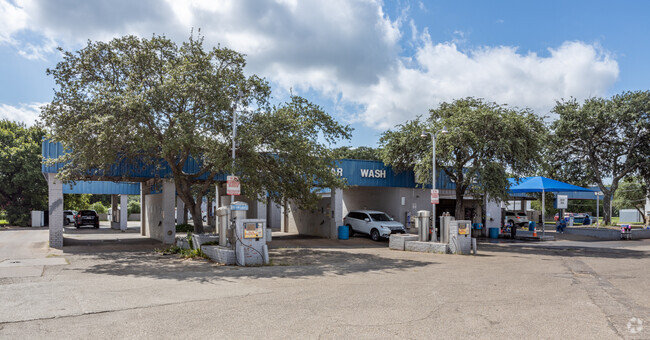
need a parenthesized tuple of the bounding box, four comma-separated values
(42, 140, 496, 247)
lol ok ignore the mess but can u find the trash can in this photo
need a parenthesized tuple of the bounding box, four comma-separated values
(489, 227, 499, 239)
(528, 221, 536, 231)
(338, 225, 349, 240)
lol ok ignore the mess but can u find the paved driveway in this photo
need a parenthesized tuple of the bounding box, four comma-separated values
(0, 228, 648, 339)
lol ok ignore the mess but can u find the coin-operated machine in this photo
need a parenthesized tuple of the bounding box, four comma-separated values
(234, 219, 270, 266)
(230, 202, 269, 266)
(448, 220, 472, 254)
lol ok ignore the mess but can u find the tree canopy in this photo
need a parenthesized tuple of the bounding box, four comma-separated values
(613, 178, 647, 224)
(333, 146, 381, 161)
(0, 120, 47, 226)
(41, 34, 351, 233)
(549, 91, 650, 224)
(380, 97, 546, 218)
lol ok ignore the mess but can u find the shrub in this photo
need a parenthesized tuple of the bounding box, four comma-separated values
(127, 201, 140, 214)
(176, 223, 193, 232)
(89, 202, 108, 214)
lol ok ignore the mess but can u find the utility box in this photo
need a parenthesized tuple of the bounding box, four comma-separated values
(439, 215, 454, 244)
(416, 210, 430, 242)
(234, 219, 269, 266)
(448, 220, 472, 255)
(216, 206, 229, 247)
(31, 211, 44, 227)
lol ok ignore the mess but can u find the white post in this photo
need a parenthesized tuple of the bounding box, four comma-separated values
(47, 173, 64, 248)
(162, 180, 176, 244)
(541, 189, 545, 237)
(120, 194, 128, 232)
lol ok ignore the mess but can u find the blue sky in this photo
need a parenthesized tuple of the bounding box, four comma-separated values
(0, 0, 647, 147)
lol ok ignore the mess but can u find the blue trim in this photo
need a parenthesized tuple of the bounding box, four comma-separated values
(62, 181, 140, 195)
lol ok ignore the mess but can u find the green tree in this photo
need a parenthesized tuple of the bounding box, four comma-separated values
(613, 178, 646, 224)
(0, 120, 47, 226)
(550, 91, 650, 225)
(41, 34, 351, 234)
(63, 194, 90, 211)
(380, 97, 546, 218)
(333, 146, 381, 160)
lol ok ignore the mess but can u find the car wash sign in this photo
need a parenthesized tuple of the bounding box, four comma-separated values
(227, 176, 240, 195)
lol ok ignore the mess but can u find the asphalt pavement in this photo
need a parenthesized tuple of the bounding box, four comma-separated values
(0, 226, 648, 339)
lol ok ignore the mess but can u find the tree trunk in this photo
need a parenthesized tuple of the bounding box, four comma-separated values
(454, 186, 464, 219)
(207, 196, 213, 227)
(602, 190, 612, 226)
(190, 201, 205, 234)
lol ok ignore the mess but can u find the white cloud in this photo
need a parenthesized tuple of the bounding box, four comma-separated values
(348, 39, 619, 129)
(0, 102, 45, 126)
(0, 0, 620, 132)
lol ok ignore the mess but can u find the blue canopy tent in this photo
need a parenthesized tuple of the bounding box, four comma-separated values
(509, 176, 594, 236)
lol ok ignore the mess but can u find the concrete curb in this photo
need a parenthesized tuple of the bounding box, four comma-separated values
(564, 227, 650, 240)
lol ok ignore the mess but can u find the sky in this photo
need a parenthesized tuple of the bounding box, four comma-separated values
(0, 0, 648, 147)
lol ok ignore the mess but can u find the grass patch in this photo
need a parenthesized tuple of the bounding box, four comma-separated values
(156, 245, 208, 259)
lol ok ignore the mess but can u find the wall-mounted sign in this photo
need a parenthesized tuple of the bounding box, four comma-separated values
(556, 195, 568, 209)
(360, 169, 386, 178)
(227, 176, 240, 195)
(431, 189, 439, 204)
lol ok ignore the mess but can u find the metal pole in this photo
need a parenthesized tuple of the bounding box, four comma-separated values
(596, 193, 599, 228)
(230, 91, 241, 204)
(431, 133, 436, 242)
(231, 102, 237, 204)
(541, 189, 545, 237)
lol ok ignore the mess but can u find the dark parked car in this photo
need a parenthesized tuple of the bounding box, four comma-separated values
(75, 210, 100, 229)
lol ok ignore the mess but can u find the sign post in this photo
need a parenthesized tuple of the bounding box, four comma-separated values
(595, 191, 603, 228)
(431, 189, 439, 205)
(227, 176, 241, 196)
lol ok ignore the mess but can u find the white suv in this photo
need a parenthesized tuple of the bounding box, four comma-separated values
(505, 211, 529, 227)
(344, 210, 406, 241)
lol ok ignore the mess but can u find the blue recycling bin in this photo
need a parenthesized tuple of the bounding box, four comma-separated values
(489, 227, 499, 239)
(528, 221, 536, 231)
(338, 225, 349, 240)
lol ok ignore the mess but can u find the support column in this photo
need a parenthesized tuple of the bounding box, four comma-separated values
(162, 180, 176, 244)
(110, 195, 119, 230)
(140, 181, 150, 236)
(47, 173, 64, 248)
(176, 196, 186, 224)
(330, 188, 343, 239)
(120, 194, 128, 232)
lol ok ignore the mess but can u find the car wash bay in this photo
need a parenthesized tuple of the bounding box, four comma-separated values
(281, 159, 492, 239)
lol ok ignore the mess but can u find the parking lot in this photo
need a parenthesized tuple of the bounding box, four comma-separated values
(0, 227, 648, 339)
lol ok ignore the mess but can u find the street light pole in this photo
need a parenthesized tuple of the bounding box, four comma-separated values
(231, 90, 243, 204)
(422, 127, 447, 242)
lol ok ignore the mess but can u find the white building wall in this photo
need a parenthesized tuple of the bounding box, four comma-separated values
(287, 197, 332, 238)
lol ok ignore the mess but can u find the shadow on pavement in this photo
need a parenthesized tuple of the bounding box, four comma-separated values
(62, 235, 432, 282)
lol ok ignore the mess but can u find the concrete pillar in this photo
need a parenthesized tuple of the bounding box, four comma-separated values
(176, 196, 186, 224)
(120, 194, 128, 231)
(47, 173, 64, 248)
(110, 194, 119, 230)
(162, 180, 175, 243)
(140, 181, 151, 236)
(330, 188, 343, 239)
